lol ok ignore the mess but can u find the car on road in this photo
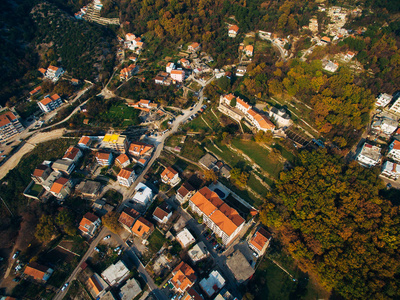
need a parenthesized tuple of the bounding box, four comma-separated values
(103, 235, 111, 240)
(126, 240, 133, 247)
(117, 249, 122, 256)
(94, 247, 100, 252)
(61, 283, 69, 291)
(114, 246, 121, 252)
(12, 251, 20, 259)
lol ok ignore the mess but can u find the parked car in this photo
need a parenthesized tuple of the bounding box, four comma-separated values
(103, 235, 111, 240)
(117, 249, 122, 256)
(94, 247, 100, 252)
(61, 282, 69, 291)
(12, 251, 20, 259)
(114, 246, 121, 252)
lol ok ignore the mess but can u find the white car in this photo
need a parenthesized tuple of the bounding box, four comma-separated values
(61, 282, 69, 291)
(103, 235, 111, 240)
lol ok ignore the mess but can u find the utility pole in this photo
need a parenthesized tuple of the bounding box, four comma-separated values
(0, 196, 14, 217)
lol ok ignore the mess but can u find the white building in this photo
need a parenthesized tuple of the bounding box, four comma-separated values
(38, 94, 63, 113)
(101, 260, 129, 286)
(228, 25, 239, 38)
(323, 60, 339, 72)
(119, 278, 142, 300)
(171, 70, 185, 82)
(388, 140, 400, 162)
(132, 182, 153, 205)
(376, 93, 393, 108)
(166, 62, 175, 73)
(188, 241, 209, 263)
(381, 161, 400, 180)
(45, 66, 64, 82)
(0, 111, 24, 142)
(389, 94, 400, 115)
(117, 168, 136, 187)
(269, 107, 291, 128)
(176, 228, 195, 248)
(63, 146, 83, 163)
(199, 270, 225, 298)
(371, 117, 398, 135)
(161, 166, 181, 187)
(355, 143, 382, 167)
(236, 66, 247, 77)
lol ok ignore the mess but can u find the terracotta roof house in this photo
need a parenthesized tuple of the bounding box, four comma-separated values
(23, 262, 53, 282)
(79, 212, 101, 237)
(131, 217, 154, 238)
(171, 262, 197, 293)
(50, 177, 72, 199)
(119, 207, 140, 231)
(176, 182, 196, 204)
(78, 136, 91, 148)
(182, 288, 204, 300)
(321, 36, 331, 43)
(152, 202, 172, 224)
(95, 151, 113, 166)
(31, 164, 52, 184)
(29, 86, 42, 96)
(63, 146, 83, 163)
(189, 187, 245, 245)
(388, 140, 400, 162)
(117, 168, 136, 187)
(161, 166, 181, 187)
(228, 25, 239, 37)
(88, 273, 109, 297)
(38, 94, 63, 113)
(248, 227, 272, 256)
(188, 42, 201, 52)
(244, 45, 253, 56)
(129, 142, 154, 158)
(115, 154, 130, 168)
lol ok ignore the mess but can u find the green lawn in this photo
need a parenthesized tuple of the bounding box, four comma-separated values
(147, 229, 167, 254)
(247, 173, 269, 198)
(180, 138, 206, 161)
(183, 116, 210, 132)
(30, 184, 43, 196)
(206, 140, 245, 168)
(232, 139, 283, 178)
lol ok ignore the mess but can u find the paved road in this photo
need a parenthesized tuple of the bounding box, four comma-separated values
(54, 227, 109, 300)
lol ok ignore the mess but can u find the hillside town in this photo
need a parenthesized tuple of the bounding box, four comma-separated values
(1, 0, 400, 300)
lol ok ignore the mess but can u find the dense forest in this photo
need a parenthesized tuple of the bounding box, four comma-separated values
(260, 149, 400, 299)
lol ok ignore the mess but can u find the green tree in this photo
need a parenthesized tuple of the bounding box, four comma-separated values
(230, 97, 237, 107)
(35, 215, 57, 242)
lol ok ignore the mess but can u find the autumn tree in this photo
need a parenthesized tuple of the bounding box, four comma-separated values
(262, 149, 400, 299)
(204, 169, 218, 183)
(35, 215, 58, 242)
(102, 211, 121, 234)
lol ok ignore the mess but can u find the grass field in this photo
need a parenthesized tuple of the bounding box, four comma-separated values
(106, 103, 140, 125)
(147, 229, 167, 253)
(183, 116, 210, 132)
(247, 173, 269, 198)
(232, 139, 283, 178)
(180, 137, 206, 161)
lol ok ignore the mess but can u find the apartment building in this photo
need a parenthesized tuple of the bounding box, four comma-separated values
(161, 166, 181, 186)
(388, 140, 400, 162)
(129, 141, 154, 158)
(117, 168, 136, 187)
(381, 161, 400, 180)
(356, 143, 382, 167)
(38, 94, 63, 113)
(189, 187, 245, 245)
(0, 111, 24, 141)
(95, 151, 113, 166)
(101, 134, 128, 153)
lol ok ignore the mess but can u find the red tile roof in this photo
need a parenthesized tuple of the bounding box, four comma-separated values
(161, 166, 178, 180)
(50, 177, 69, 194)
(249, 228, 271, 251)
(0, 111, 18, 127)
(118, 168, 134, 180)
(116, 154, 130, 165)
(79, 136, 91, 145)
(63, 146, 80, 160)
(119, 207, 140, 228)
(171, 262, 196, 292)
(131, 217, 153, 237)
(229, 25, 239, 33)
(24, 262, 49, 281)
(79, 212, 99, 233)
(392, 140, 400, 150)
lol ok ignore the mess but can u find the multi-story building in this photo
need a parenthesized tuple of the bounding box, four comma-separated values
(376, 93, 393, 108)
(199, 270, 225, 298)
(176, 182, 196, 203)
(0, 111, 24, 141)
(188, 42, 201, 52)
(244, 45, 253, 56)
(248, 227, 272, 256)
(246, 108, 275, 132)
(371, 117, 398, 135)
(269, 107, 292, 128)
(49, 177, 72, 199)
(117, 168, 136, 187)
(95, 151, 113, 166)
(388, 140, 400, 162)
(171, 262, 197, 293)
(38, 94, 63, 113)
(63, 146, 83, 163)
(171, 70, 185, 82)
(52, 159, 75, 175)
(79, 212, 101, 237)
(355, 143, 382, 167)
(152, 202, 172, 224)
(78, 136, 91, 148)
(115, 153, 130, 168)
(45, 65, 64, 81)
(119, 207, 140, 232)
(131, 217, 154, 238)
(189, 187, 245, 245)
(228, 25, 239, 37)
(129, 141, 154, 159)
(132, 182, 153, 205)
(389, 93, 400, 115)
(120, 64, 138, 80)
(31, 164, 52, 184)
(161, 166, 181, 186)
(101, 134, 128, 153)
(381, 161, 400, 180)
(166, 62, 175, 73)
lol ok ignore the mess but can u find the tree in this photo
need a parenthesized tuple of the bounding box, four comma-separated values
(217, 76, 231, 91)
(262, 149, 400, 299)
(35, 215, 57, 242)
(204, 169, 218, 183)
(102, 212, 121, 234)
(230, 97, 237, 107)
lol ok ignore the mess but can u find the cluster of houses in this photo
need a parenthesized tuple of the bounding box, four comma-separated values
(120, 64, 138, 81)
(218, 93, 276, 132)
(355, 93, 400, 180)
(38, 65, 65, 82)
(155, 62, 186, 86)
(123, 33, 145, 54)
